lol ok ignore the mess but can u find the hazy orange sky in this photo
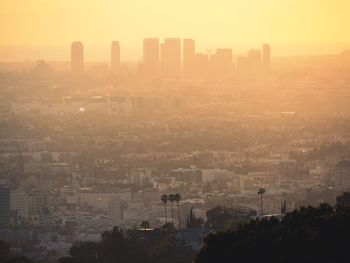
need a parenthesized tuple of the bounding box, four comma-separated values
(0, 0, 349, 61)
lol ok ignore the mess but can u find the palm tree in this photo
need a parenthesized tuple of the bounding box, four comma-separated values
(258, 188, 266, 215)
(168, 194, 176, 224)
(174, 193, 181, 230)
(161, 194, 168, 223)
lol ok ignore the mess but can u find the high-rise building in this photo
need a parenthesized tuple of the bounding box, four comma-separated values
(161, 38, 181, 77)
(211, 48, 233, 75)
(247, 49, 262, 73)
(71, 41, 84, 72)
(143, 38, 160, 77)
(236, 55, 250, 74)
(183, 39, 195, 76)
(0, 185, 10, 229)
(194, 53, 210, 75)
(111, 41, 120, 73)
(262, 44, 271, 71)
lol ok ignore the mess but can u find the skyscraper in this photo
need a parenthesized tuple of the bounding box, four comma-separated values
(0, 185, 10, 229)
(111, 41, 120, 73)
(194, 53, 209, 75)
(183, 39, 195, 76)
(211, 48, 233, 75)
(143, 38, 160, 77)
(262, 44, 271, 71)
(247, 49, 262, 74)
(236, 55, 250, 74)
(71, 41, 84, 72)
(161, 38, 181, 77)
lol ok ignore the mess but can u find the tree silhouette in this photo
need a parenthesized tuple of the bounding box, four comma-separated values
(161, 222, 177, 233)
(0, 241, 34, 263)
(196, 204, 350, 263)
(161, 194, 168, 223)
(186, 207, 204, 229)
(174, 193, 181, 230)
(58, 225, 196, 263)
(257, 188, 266, 215)
(168, 194, 176, 224)
(205, 206, 255, 230)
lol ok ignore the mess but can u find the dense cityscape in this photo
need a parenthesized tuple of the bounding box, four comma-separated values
(0, 36, 350, 262)
(1, 0, 350, 261)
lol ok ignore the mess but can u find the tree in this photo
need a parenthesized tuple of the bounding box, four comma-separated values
(58, 225, 196, 263)
(161, 194, 168, 223)
(67, 241, 99, 263)
(196, 204, 350, 263)
(161, 222, 177, 233)
(257, 188, 266, 215)
(0, 241, 34, 263)
(174, 193, 181, 230)
(100, 227, 147, 263)
(168, 194, 176, 224)
(0, 241, 11, 262)
(59, 227, 147, 263)
(186, 207, 204, 229)
(205, 206, 255, 230)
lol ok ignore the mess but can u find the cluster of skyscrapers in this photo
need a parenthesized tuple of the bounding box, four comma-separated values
(71, 39, 271, 76)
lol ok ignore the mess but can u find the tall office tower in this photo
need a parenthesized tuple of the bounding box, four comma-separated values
(183, 39, 195, 76)
(0, 185, 10, 229)
(211, 48, 233, 75)
(194, 53, 210, 75)
(71, 41, 84, 72)
(236, 55, 250, 74)
(143, 38, 160, 77)
(262, 44, 271, 71)
(247, 49, 262, 74)
(111, 41, 120, 73)
(161, 38, 181, 77)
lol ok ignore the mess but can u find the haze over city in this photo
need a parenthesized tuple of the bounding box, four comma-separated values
(1, 1, 350, 263)
(1, 0, 350, 61)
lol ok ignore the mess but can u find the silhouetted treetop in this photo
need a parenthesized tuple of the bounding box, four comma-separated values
(196, 204, 350, 263)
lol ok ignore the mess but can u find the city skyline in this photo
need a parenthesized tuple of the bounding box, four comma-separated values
(1, 1, 350, 263)
(0, 41, 349, 62)
(69, 38, 272, 75)
(1, 0, 350, 61)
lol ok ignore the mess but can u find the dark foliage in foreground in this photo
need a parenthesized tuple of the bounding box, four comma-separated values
(58, 226, 195, 263)
(196, 204, 350, 263)
(0, 241, 34, 263)
(205, 206, 256, 230)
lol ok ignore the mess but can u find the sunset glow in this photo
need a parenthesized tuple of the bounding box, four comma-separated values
(1, 0, 349, 60)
